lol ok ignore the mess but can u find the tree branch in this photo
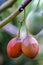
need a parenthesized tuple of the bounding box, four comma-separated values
(0, 0, 32, 28)
(0, 0, 17, 13)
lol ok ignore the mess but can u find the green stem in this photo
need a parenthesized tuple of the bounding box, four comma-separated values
(18, 27, 20, 38)
(42, 13, 43, 28)
(36, 0, 40, 10)
(17, 22, 23, 38)
(24, 8, 28, 36)
(24, 8, 26, 23)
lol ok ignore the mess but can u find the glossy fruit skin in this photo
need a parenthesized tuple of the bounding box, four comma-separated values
(22, 36, 39, 59)
(7, 37, 22, 58)
(26, 10, 43, 35)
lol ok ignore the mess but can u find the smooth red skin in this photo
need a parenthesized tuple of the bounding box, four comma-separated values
(7, 38, 22, 58)
(22, 36, 39, 59)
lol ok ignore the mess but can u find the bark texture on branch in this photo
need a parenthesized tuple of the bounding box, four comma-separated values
(0, 0, 32, 28)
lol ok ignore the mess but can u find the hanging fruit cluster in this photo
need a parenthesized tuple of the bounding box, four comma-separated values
(7, 35, 39, 59)
(7, 8, 39, 59)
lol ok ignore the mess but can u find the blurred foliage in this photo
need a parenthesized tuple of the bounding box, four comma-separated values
(0, 0, 43, 65)
(0, 0, 7, 5)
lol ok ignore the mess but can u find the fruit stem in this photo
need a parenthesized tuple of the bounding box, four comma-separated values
(36, 0, 40, 10)
(42, 13, 43, 28)
(24, 8, 28, 36)
(17, 22, 22, 38)
(18, 26, 20, 38)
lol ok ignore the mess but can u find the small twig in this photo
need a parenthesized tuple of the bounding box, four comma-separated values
(0, 0, 32, 28)
(0, 0, 17, 13)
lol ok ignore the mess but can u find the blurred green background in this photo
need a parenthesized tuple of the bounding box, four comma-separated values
(0, 0, 43, 65)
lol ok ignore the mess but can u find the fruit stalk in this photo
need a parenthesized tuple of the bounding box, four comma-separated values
(17, 24, 20, 38)
(24, 8, 29, 36)
(35, 0, 40, 10)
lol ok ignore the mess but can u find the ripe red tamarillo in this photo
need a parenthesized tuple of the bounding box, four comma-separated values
(7, 37, 22, 58)
(22, 36, 39, 59)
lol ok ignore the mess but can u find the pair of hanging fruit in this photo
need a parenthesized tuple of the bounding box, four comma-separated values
(7, 1, 40, 58)
(7, 35, 39, 59)
(7, 20, 39, 59)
